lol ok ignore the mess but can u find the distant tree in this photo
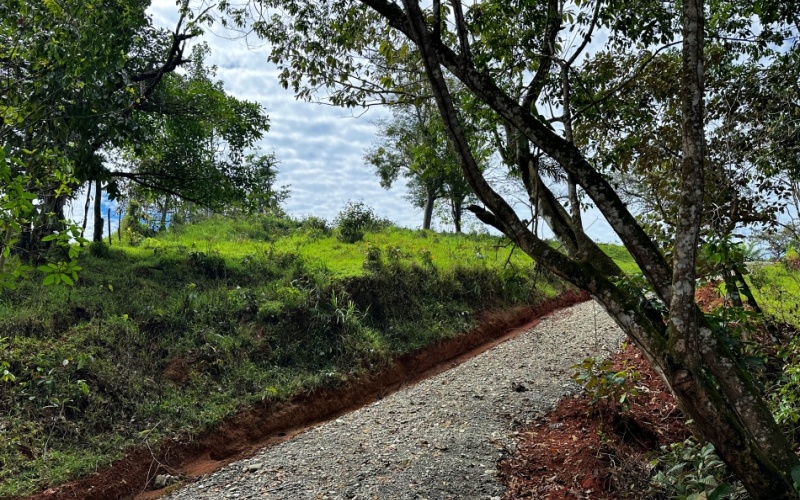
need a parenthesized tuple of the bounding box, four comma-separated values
(365, 99, 483, 232)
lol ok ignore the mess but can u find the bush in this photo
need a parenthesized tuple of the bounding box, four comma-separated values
(300, 215, 330, 233)
(334, 201, 388, 243)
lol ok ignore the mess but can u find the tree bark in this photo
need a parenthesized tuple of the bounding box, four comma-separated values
(422, 188, 435, 230)
(734, 265, 762, 314)
(451, 198, 462, 233)
(93, 179, 104, 242)
(80, 185, 91, 240)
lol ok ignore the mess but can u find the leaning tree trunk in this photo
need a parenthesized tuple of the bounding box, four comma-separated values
(391, 0, 800, 496)
(722, 267, 744, 308)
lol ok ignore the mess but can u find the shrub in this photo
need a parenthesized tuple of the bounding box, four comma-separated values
(301, 215, 330, 233)
(648, 438, 745, 499)
(571, 351, 641, 413)
(334, 201, 388, 243)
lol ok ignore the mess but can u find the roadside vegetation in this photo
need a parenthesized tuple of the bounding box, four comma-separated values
(0, 208, 590, 498)
(559, 250, 800, 498)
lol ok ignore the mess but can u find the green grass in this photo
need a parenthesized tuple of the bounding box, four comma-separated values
(598, 243, 639, 275)
(748, 262, 800, 327)
(0, 214, 646, 497)
(0, 214, 572, 498)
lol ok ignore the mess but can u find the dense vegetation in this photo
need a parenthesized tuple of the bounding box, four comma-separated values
(0, 213, 580, 497)
(4, 0, 800, 496)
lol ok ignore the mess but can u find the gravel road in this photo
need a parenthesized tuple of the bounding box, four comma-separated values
(165, 300, 625, 500)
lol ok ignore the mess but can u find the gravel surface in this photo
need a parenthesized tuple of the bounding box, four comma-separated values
(165, 300, 625, 500)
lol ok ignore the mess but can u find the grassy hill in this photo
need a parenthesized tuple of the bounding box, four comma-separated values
(0, 214, 636, 497)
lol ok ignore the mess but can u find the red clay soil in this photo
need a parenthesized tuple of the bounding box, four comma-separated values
(498, 344, 691, 499)
(25, 289, 589, 500)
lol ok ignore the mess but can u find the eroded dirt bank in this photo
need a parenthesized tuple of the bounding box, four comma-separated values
(27, 290, 590, 500)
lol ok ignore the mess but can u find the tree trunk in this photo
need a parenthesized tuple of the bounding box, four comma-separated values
(450, 198, 462, 233)
(93, 179, 104, 242)
(733, 264, 762, 314)
(422, 188, 435, 230)
(159, 195, 170, 232)
(16, 185, 68, 262)
(561, 63, 583, 231)
(390, 0, 800, 495)
(722, 267, 743, 308)
(80, 185, 91, 240)
(566, 174, 583, 229)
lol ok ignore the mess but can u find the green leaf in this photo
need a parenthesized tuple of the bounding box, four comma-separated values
(42, 274, 57, 286)
(791, 464, 800, 489)
(707, 483, 731, 500)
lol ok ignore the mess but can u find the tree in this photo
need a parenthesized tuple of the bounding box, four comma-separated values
(225, 0, 800, 495)
(1, 0, 204, 254)
(365, 100, 479, 231)
(109, 43, 278, 234)
(571, 45, 787, 308)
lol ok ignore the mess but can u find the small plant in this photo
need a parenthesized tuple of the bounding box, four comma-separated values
(363, 244, 383, 271)
(418, 248, 435, 269)
(571, 350, 641, 412)
(648, 438, 745, 499)
(385, 244, 405, 265)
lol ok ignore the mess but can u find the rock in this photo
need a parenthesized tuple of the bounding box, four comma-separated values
(154, 474, 177, 489)
(244, 462, 263, 473)
(511, 381, 528, 392)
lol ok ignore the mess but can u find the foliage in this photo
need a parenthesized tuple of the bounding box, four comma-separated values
(333, 201, 389, 243)
(0, 148, 87, 289)
(572, 348, 641, 413)
(1, 0, 201, 251)
(648, 439, 747, 500)
(365, 97, 484, 232)
(749, 263, 800, 326)
(786, 247, 800, 271)
(113, 43, 283, 226)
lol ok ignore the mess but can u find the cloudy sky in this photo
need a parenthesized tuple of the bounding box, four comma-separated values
(70, 1, 618, 242)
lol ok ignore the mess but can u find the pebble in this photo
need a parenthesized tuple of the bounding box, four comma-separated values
(165, 300, 624, 499)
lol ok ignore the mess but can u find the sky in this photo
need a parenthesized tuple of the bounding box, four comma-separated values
(70, 1, 620, 243)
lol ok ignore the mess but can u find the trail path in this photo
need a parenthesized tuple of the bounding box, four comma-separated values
(165, 300, 624, 500)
